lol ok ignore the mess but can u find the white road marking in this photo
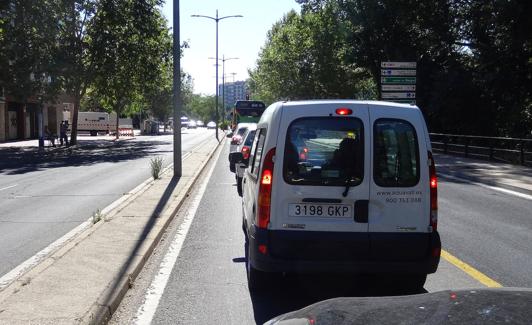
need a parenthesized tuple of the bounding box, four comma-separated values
(0, 137, 210, 291)
(133, 141, 223, 325)
(0, 184, 17, 192)
(439, 172, 532, 201)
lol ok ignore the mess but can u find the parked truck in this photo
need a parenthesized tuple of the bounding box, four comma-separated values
(67, 111, 132, 136)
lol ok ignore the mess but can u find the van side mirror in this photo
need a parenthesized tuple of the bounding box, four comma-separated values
(229, 152, 244, 164)
(226, 132, 233, 138)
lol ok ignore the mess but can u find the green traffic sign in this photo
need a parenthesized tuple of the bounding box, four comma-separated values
(381, 77, 416, 84)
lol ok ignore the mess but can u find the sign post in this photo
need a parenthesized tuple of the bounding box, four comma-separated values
(380, 62, 417, 105)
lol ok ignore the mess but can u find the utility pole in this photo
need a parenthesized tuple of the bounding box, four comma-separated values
(209, 55, 238, 124)
(192, 10, 243, 140)
(173, 0, 182, 177)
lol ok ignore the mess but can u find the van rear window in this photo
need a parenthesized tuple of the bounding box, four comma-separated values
(373, 119, 419, 187)
(283, 117, 364, 186)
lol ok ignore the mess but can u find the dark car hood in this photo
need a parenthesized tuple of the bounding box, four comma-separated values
(265, 288, 532, 325)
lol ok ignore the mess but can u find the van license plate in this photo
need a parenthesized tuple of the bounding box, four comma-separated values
(288, 204, 352, 218)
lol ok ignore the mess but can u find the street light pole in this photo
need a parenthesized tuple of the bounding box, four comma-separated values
(209, 55, 238, 124)
(215, 11, 219, 140)
(173, 0, 182, 177)
(191, 10, 242, 140)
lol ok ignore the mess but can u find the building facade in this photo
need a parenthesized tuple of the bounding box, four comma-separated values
(219, 80, 249, 116)
(0, 91, 74, 142)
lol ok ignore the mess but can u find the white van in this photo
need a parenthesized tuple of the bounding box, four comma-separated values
(238, 100, 441, 291)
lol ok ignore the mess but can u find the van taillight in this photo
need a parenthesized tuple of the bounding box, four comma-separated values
(428, 151, 438, 231)
(257, 148, 276, 229)
(241, 146, 250, 160)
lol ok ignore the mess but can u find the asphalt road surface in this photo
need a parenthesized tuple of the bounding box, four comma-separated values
(0, 128, 215, 277)
(110, 143, 532, 324)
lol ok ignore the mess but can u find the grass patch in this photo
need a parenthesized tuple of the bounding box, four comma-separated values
(150, 156, 164, 179)
(92, 209, 103, 224)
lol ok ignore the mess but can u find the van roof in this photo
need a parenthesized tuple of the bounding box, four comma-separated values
(280, 100, 419, 111)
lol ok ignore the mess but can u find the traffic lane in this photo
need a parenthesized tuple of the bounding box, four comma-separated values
(150, 142, 254, 325)
(0, 129, 213, 277)
(434, 153, 532, 194)
(148, 143, 480, 325)
(437, 176, 532, 288)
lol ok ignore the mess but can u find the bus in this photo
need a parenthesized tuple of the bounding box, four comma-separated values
(231, 100, 266, 129)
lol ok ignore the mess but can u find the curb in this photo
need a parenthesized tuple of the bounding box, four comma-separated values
(0, 140, 198, 292)
(90, 135, 226, 324)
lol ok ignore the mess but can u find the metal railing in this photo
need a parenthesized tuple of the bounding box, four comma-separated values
(430, 133, 532, 166)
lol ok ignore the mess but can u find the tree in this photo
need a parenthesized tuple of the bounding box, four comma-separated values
(184, 94, 216, 122)
(249, 7, 376, 103)
(55, 0, 97, 145)
(296, 0, 531, 137)
(89, 0, 170, 138)
(0, 1, 62, 104)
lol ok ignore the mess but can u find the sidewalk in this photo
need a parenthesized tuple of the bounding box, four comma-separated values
(434, 153, 532, 193)
(0, 136, 223, 324)
(0, 131, 141, 149)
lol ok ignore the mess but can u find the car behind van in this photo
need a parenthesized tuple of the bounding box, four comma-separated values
(229, 123, 256, 172)
(237, 100, 440, 291)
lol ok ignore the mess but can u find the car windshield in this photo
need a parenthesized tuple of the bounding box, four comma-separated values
(284, 117, 364, 186)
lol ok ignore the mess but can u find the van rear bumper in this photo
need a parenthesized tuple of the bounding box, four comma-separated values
(248, 228, 441, 275)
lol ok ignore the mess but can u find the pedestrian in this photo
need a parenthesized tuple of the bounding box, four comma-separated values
(45, 126, 56, 147)
(60, 121, 69, 147)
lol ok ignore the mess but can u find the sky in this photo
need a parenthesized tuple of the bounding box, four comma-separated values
(161, 0, 301, 95)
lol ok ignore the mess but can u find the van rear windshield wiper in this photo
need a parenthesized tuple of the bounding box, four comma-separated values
(342, 176, 358, 197)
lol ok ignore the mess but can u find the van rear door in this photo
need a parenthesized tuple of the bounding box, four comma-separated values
(368, 104, 430, 261)
(270, 103, 371, 260)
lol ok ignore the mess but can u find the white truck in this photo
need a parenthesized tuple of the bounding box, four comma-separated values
(72, 112, 132, 136)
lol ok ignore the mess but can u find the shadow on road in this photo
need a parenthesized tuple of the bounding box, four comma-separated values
(247, 271, 427, 324)
(0, 139, 172, 175)
(99, 175, 179, 315)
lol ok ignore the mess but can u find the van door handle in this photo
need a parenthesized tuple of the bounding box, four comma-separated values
(354, 200, 369, 223)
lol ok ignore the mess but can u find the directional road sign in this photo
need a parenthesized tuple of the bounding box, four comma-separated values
(381, 92, 416, 99)
(382, 85, 416, 91)
(381, 61, 417, 69)
(381, 69, 416, 76)
(381, 77, 416, 84)
(388, 99, 416, 104)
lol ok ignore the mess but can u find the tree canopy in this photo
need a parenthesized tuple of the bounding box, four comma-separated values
(250, 0, 531, 137)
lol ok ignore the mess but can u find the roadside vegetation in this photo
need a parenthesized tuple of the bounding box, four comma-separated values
(150, 156, 164, 180)
(249, 0, 531, 138)
(0, 0, 192, 144)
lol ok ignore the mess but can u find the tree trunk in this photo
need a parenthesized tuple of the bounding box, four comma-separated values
(115, 109, 120, 140)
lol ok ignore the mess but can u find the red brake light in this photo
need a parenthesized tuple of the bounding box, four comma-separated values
(428, 151, 438, 231)
(299, 147, 308, 160)
(241, 146, 250, 160)
(258, 244, 268, 255)
(261, 169, 272, 185)
(257, 148, 275, 229)
(335, 108, 352, 115)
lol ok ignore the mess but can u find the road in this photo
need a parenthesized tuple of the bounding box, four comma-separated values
(0, 128, 215, 278)
(110, 143, 532, 324)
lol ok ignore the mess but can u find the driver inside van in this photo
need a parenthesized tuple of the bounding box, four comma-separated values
(326, 136, 362, 180)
